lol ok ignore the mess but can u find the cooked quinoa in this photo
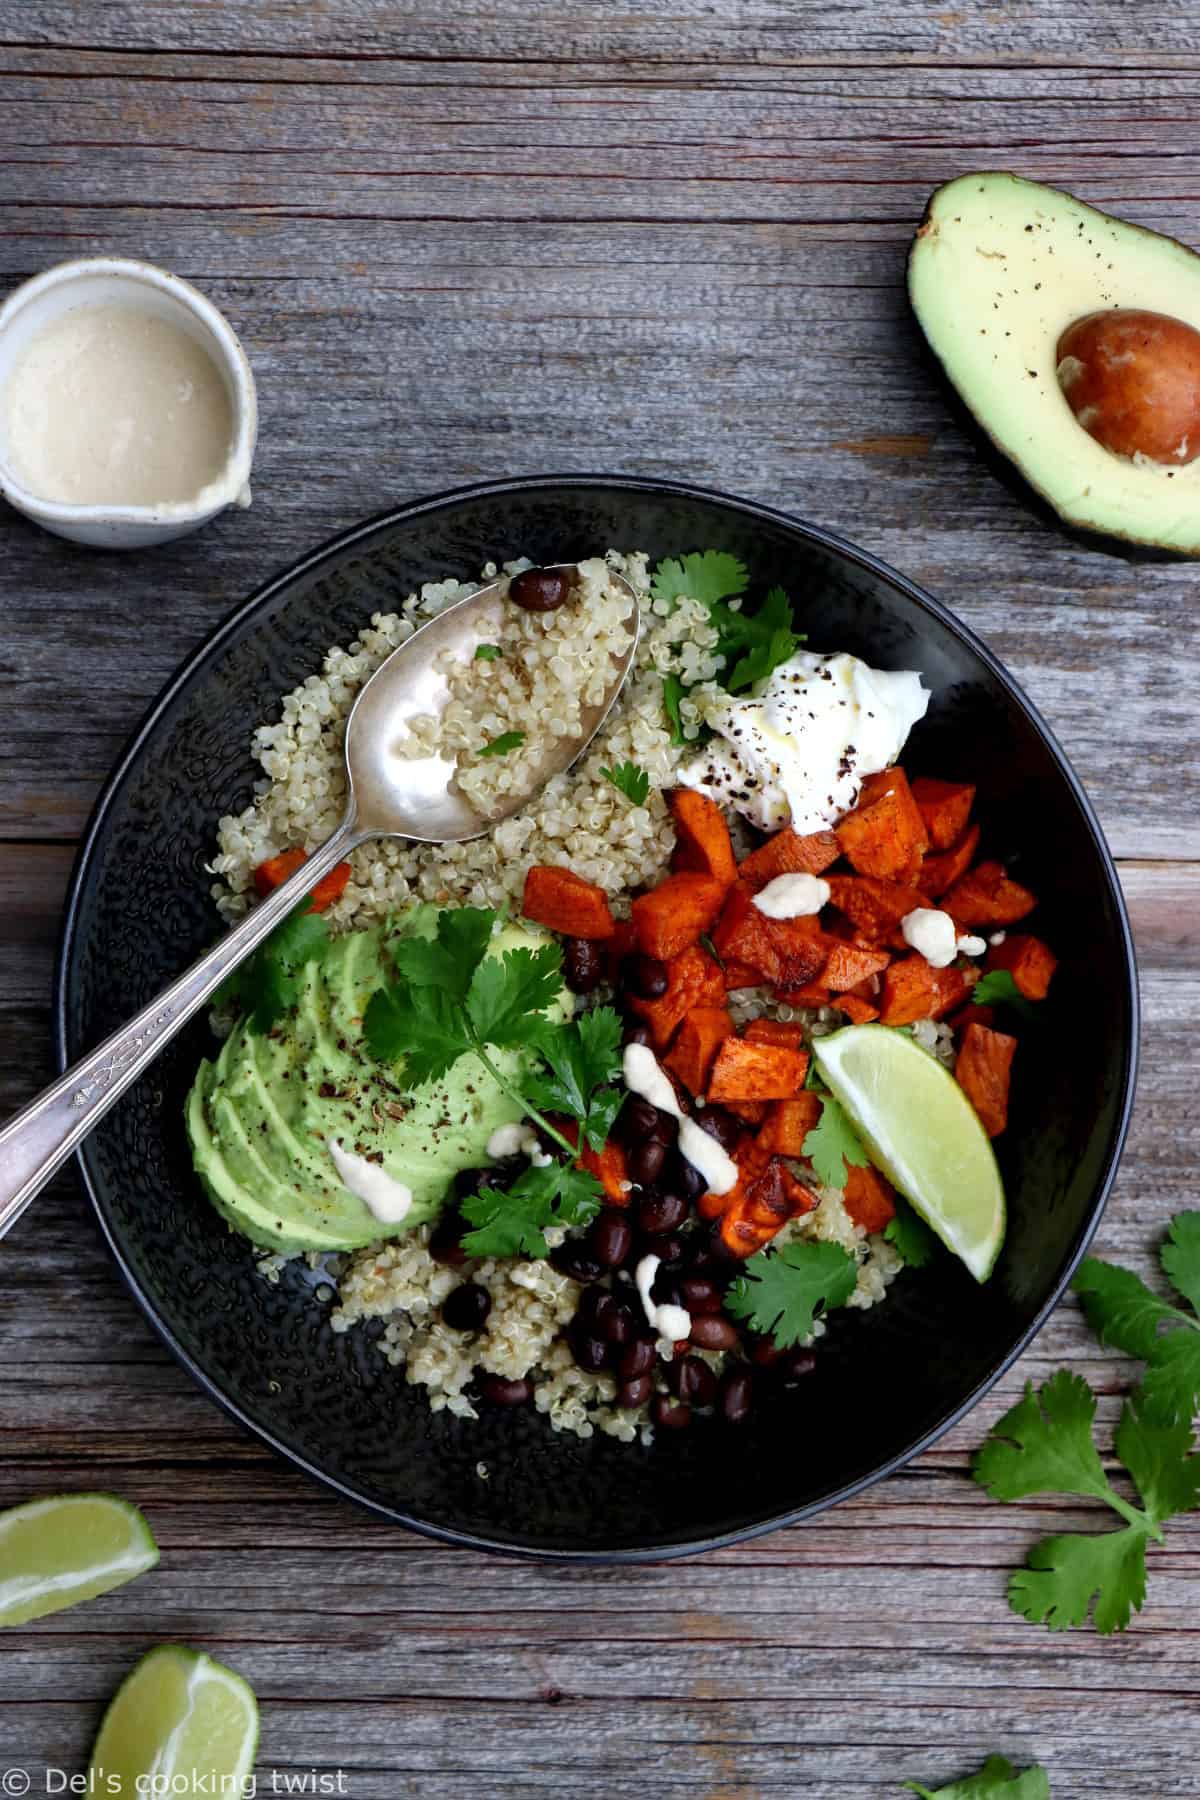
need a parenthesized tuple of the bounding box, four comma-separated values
(212, 549, 906, 1444)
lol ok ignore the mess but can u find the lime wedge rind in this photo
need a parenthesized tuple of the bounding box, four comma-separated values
(0, 1493, 158, 1628)
(90, 1645, 259, 1797)
(813, 1023, 1006, 1283)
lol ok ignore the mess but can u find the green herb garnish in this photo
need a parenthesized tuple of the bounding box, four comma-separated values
(726, 1241, 858, 1350)
(802, 1094, 871, 1189)
(710, 584, 805, 692)
(650, 550, 748, 609)
(972, 968, 1036, 1019)
(1074, 1213, 1200, 1423)
(662, 674, 687, 746)
(217, 904, 331, 1033)
(974, 1371, 1200, 1633)
(884, 1196, 940, 1268)
(601, 761, 651, 806)
(479, 731, 525, 758)
(474, 643, 502, 661)
(905, 1755, 1051, 1799)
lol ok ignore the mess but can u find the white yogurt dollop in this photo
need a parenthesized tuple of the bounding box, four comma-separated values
(680, 650, 930, 833)
(330, 1140, 413, 1224)
(752, 873, 831, 919)
(634, 1254, 692, 1348)
(900, 908, 987, 969)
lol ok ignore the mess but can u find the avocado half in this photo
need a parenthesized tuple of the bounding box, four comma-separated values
(909, 171, 1200, 556)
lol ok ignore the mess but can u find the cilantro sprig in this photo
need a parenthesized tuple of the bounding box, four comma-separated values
(905, 1756, 1050, 1799)
(217, 904, 331, 1032)
(601, 761, 651, 806)
(479, 730, 525, 758)
(802, 1093, 871, 1190)
(363, 907, 622, 1258)
(1074, 1212, 1200, 1423)
(662, 673, 687, 745)
(973, 968, 1036, 1020)
(884, 1196, 940, 1269)
(651, 550, 748, 609)
(650, 549, 805, 694)
(726, 1240, 858, 1350)
(974, 1371, 1200, 1633)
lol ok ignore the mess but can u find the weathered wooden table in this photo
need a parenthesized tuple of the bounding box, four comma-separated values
(1, 4, 1197, 1794)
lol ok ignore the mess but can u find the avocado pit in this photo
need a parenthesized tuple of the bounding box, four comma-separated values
(1056, 307, 1200, 466)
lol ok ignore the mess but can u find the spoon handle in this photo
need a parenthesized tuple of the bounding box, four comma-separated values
(0, 817, 364, 1242)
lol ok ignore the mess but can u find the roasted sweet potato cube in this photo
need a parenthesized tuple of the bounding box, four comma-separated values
(756, 1094, 822, 1157)
(985, 933, 1058, 1000)
(842, 1164, 897, 1232)
(910, 777, 976, 850)
(943, 860, 1037, 928)
(820, 942, 892, 993)
(669, 788, 738, 887)
(712, 882, 826, 989)
(578, 1137, 632, 1204)
(743, 1018, 806, 1052)
(918, 824, 981, 900)
(825, 874, 925, 945)
(255, 848, 353, 913)
(835, 993, 880, 1024)
(627, 944, 725, 1049)
(777, 981, 832, 1008)
(632, 871, 726, 961)
(722, 956, 765, 991)
(738, 826, 841, 891)
(879, 955, 978, 1025)
(663, 1006, 734, 1096)
(707, 1037, 809, 1102)
(956, 1022, 1017, 1136)
(721, 1098, 769, 1125)
(835, 768, 928, 881)
(522, 865, 616, 939)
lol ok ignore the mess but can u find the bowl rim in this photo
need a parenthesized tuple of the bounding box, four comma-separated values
(53, 470, 1141, 1561)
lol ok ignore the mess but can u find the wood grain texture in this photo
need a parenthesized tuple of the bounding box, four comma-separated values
(0, 3, 1198, 1795)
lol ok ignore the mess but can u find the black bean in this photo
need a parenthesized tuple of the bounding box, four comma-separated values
(626, 954, 669, 999)
(429, 1209, 470, 1266)
(749, 1336, 785, 1368)
(652, 1394, 692, 1431)
(679, 1276, 721, 1315)
(441, 1282, 492, 1332)
(590, 1209, 633, 1268)
(638, 1190, 688, 1236)
(647, 1232, 686, 1269)
(551, 1243, 605, 1284)
(602, 1303, 637, 1348)
(620, 1335, 658, 1381)
(695, 1104, 741, 1153)
(617, 1098, 660, 1146)
(689, 1314, 740, 1352)
(571, 1331, 610, 1373)
(721, 1369, 754, 1425)
(617, 1375, 653, 1409)
(669, 1354, 717, 1406)
(452, 1166, 489, 1201)
(780, 1347, 817, 1383)
(647, 1109, 679, 1148)
(667, 1152, 705, 1199)
(510, 566, 572, 612)
(575, 1287, 615, 1332)
(562, 936, 604, 994)
(622, 1021, 654, 1050)
(481, 1375, 533, 1407)
(629, 1137, 667, 1188)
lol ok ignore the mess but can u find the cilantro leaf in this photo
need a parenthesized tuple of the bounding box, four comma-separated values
(651, 550, 748, 609)
(905, 1754, 1051, 1798)
(725, 1240, 858, 1350)
(802, 1095, 871, 1189)
(474, 643, 502, 660)
(974, 1374, 1200, 1633)
(362, 982, 473, 1087)
(479, 730, 525, 758)
(885, 1197, 940, 1268)
(710, 585, 804, 692)
(1074, 1213, 1200, 1423)
(601, 761, 651, 806)
(390, 907, 497, 1004)
(219, 905, 332, 1033)
(459, 1161, 603, 1260)
(972, 969, 1036, 1020)
(522, 1006, 624, 1151)
(467, 943, 565, 1048)
(662, 674, 687, 746)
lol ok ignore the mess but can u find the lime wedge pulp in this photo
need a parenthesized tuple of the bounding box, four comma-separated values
(813, 1023, 1006, 1282)
(90, 1645, 259, 1799)
(0, 1493, 158, 1627)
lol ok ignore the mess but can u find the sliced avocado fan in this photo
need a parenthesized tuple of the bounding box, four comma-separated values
(909, 171, 1200, 555)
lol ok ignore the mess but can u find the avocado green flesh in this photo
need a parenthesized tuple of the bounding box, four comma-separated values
(186, 919, 562, 1255)
(909, 171, 1200, 555)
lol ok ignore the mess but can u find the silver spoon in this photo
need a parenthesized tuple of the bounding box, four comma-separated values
(0, 564, 640, 1240)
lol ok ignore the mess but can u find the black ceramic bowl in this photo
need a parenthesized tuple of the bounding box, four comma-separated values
(56, 474, 1138, 1559)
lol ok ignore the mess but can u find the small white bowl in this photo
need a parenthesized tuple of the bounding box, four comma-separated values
(0, 256, 257, 549)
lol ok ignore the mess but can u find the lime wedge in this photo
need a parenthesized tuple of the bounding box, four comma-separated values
(90, 1645, 259, 1799)
(812, 1023, 1006, 1282)
(0, 1493, 158, 1627)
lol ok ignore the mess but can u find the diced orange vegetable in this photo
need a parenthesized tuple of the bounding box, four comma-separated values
(824, 874, 926, 945)
(743, 1018, 805, 1051)
(699, 1133, 768, 1221)
(835, 768, 928, 882)
(821, 942, 892, 993)
(578, 1137, 632, 1204)
(942, 860, 1037, 928)
(842, 1163, 897, 1232)
(522, 865, 616, 939)
(707, 1037, 809, 1102)
(254, 848, 353, 913)
(918, 824, 981, 900)
(723, 956, 764, 991)
(627, 943, 725, 1049)
(950, 1001, 995, 1032)
(718, 1159, 816, 1258)
(879, 955, 978, 1026)
(835, 993, 880, 1025)
(631, 871, 726, 961)
(756, 1093, 822, 1157)
(777, 981, 832, 1008)
(910, 777, 976, 851)
(712, 882, 828, 989)
(985, 933, 1058, 1000)
(722, 1098, 769, 1126)
(956, 1022, 1017, 1137)
(739, 826, 841, 891)
(669, 788, 737, 888)
(663, 1006, 733, 1096)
